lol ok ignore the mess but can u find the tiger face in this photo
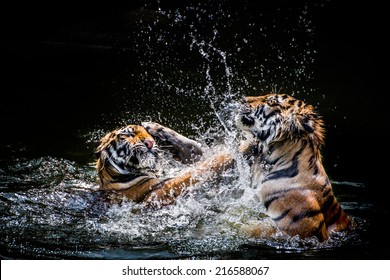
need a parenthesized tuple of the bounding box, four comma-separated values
(236, 93, 351, 241)
(93, 122, 214, 206)
(94, 125, 160, 191)
(236, 93, 324, 147)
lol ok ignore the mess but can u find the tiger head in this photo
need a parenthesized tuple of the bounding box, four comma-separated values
(235, 93, 351, 241)
(236, 93, 325, 149)
(94, 125, 160, 190)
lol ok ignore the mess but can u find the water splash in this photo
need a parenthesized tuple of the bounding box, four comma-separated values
(0, 1, 366, 259)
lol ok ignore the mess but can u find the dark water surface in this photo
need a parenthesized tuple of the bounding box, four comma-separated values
(1, 0, 389, 259)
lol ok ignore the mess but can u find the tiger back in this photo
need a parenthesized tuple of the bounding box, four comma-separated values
(236, 93, 352, 241)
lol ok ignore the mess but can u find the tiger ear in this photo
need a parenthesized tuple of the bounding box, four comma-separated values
(93, 135, 112, 156)
(93, 130, 117, 156)
(94, 141, 103, 157)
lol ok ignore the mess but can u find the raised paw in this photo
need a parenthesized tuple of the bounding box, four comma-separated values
(141, 121, 203, 163)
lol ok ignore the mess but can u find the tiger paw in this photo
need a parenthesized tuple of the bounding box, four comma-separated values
(239, 220, 278, 239)
(141, 122, 203, 164)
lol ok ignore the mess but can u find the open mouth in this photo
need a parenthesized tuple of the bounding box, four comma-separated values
(240, 114, 255, 127)
(130, 150, 158, 169)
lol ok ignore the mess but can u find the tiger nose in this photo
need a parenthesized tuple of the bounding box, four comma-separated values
(143, 139, 155, 150)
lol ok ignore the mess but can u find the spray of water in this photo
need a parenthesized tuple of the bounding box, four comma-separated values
(0, 1, 364, 259)
(73, 2, 353, 252)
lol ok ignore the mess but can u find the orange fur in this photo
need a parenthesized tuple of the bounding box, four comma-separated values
(94, 123, 235, 208)
(236, 93, 352, 241)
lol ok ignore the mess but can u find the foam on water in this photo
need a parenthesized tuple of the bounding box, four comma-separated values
(0, 1, 368, 259)
(0, 145, 365, 259)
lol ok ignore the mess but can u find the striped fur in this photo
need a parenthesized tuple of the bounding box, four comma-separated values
(94, 125, 161, 201)
(94, 123, 234, 208)
(236, 93, 351, 241)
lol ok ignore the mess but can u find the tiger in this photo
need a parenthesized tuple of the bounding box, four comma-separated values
(235, 93, 352, 241)
(94, 122, 237, 208)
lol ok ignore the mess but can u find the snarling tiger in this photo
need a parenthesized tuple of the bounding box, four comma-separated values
(94, 122, 236, 208)
(94, 93, 352, 241)
(235, 93, 352, 241)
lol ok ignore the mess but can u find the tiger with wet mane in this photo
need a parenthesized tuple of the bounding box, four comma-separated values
(235, 93, 352, 241)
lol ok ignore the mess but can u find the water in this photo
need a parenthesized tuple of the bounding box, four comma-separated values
(1, 0, 388, 259)
(0, 155, 369, 259)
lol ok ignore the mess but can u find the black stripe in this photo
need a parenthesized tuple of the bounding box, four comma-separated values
(111, 174, 137, 183)
(268, 102, 279, 107)
(256, 129, 271, 141)
(288, 99, 296, 105)
(264, 109, 281, 119)
(302, 116, 314, 133)
(308, 155, 318, 175)
(241, 115, 255, 126)
(327, 205, 342, 225)
(273, 209, 291, 221)
(322, 187, 332, 198)
(263, 156, 299, 181)
(263, 187, 306, 209)
(292, 210, 321, 222)
(312, 165, 319, 176)
(264, 188, 304, 209)
(263, 140, 306, 182)
(321, 194, 335, 214)
(263, 195, 280, 210)
(268, 143, 276, 154)
(150, 178, 172, 191)
(254, 106, 264, 117)
(140, 178, 175, 201)
(268, 155, 281, 165)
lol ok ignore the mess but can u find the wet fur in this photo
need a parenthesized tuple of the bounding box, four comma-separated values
(94, 94, 351, 241)
(94, 123, 235, 208)
(236, 93, 351, 241)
